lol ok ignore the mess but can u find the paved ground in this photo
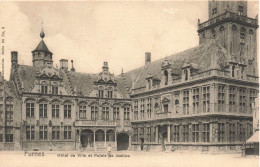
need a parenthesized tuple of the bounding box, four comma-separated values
(0, 151, 258, 167)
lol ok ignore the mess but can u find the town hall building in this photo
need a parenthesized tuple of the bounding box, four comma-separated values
(0, 0, 258, 153)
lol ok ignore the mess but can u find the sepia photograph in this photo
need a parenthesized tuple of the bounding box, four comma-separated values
(0, 0, 259, 166)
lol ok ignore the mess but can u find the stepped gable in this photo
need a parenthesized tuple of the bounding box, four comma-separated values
(17, 65, 37, 92)
(122, 39, 228, 90)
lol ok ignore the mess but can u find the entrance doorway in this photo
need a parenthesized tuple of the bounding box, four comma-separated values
(158, 125, 168, 151)
(81, 129, 94, 148)
(117, 133, 129, 151)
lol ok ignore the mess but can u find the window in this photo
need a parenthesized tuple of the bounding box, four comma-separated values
(147, 127, 152, 142)
(5, 103, 13, 122)
(39, 126, 48, 140)
(163, 104, 168, 113)
(52, 126, 60, 140)
(98, 90, 104, 98)
(183, 90, 189, 115)
(108, 91, 113, 98)
(140, 127, 144, 136)
(218, 123, 225, 142)
(52, 86, 58, 95)
(148, 80, 151, 89)
(202, 124, 210, 142)
(0, 104, 2, 119)
(41, 82, 48, 94)
(64, 104, 71, 118)
(229, 123, 236, 142)
(233, 66, 237, 78)
(218, 85, 225, 112)
(239, 5, 243, 15)
(247, 124, 253, 138)
(238, 124, 246, 142)
(134, 101, 138, 120)
(39, 104, 48, 117)
(239, 88, 246, 113)
(182, 125, 189, 142)
(173, 125, 179, 142)
(192, 88, 200, 114)
(113, 107, 120, 120)
(26, 126, 35, 140)
(26, 103, 35, 117)
(140, 99, 145, 119)
(64, 126, 72, 140)
(124, 107, 130, 120)
(147, 98, 152, 118)
(175, 100, 179, 114)
(79, 105, 87, 119)
(212, 7, 217, 17)
(202, 86, 210, 113)
(164, 70, 168, 85)
(5, 127, 13, 142)
(229, 86, 236, 112)
(0, 126, 2, 142)
(91, 106, 98, 120)
(102, 107, 109, 119)
(52, 104, 59, 118)
(184, 69, 188, 81)
(249, 90, 257, 113)
(192, 124, 199, 143)
(133, 128, 138, 142)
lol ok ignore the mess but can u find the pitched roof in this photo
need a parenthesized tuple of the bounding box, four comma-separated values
(17, 65, 37, 92)
(121, 39, 228, 90)
(33, 40, 52, 54)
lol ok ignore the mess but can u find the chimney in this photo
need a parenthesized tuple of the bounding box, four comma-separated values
(60, 59, 68, 70)
(70, 60, 75, 72)
(11, 51, 18, 66)
(145, 52, 151, 65)
(102, 62, 109, 71)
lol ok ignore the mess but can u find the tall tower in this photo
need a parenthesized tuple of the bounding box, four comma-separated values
(32, 28, 53, 69)
(198, 0, 258, 76)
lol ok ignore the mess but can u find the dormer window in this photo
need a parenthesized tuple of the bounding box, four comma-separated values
(164, 70, 168, 85)
(41, 81, 48, 94)
(231, 65, 235, 77)
(212, 8, 217, 17)
(163, 104, 168, 113)
(184, 69, 188, 81)
(99, 90, 104, 98)
(108, 91, 113, 98)
(239, 6, 243, 15)
(148, 80, 151, 89)
(52, 82, 58, 95)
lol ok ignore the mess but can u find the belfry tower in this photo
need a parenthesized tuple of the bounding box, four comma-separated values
(32, 28, 53, 68)
(198, 0, 258, 76)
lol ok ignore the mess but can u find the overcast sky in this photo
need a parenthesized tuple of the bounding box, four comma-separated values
(0, 1, 258, 79)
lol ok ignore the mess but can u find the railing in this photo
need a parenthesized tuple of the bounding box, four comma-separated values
(131, 69, 259, 95)
(198, 11, 258, 31)
(75, 120, 116, 126)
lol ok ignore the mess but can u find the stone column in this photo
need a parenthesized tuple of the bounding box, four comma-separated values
(94, 130, 96, 150)
(155, 126, 159, 143)
(115, 130, 117, 150)
(128, 133, 132, 150)
(167, 124, 171, 143)
(104, 130, 107, 147)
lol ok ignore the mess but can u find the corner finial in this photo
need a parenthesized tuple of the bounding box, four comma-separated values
(40, 22, 45, 39)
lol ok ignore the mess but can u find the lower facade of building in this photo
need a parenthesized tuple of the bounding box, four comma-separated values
(131, 115, 253, 153)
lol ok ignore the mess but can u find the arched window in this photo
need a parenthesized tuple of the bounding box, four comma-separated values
(164, 70, 168, 85)
(175, 100, 179, 114)
(231, 65, 235, 77)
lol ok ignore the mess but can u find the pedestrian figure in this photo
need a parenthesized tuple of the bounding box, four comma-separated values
(107, 144, 112, 158)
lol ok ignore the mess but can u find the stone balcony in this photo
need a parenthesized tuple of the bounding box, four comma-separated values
(198, 11, 258, 33)
(75, 119, 116, 127)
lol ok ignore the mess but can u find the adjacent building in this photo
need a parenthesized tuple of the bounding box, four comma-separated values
(0, 0, 258, 153)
